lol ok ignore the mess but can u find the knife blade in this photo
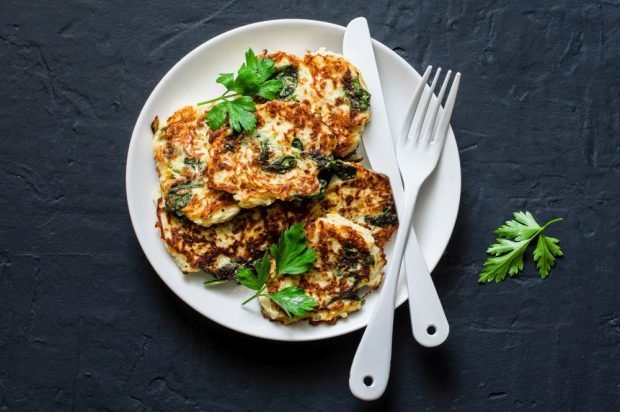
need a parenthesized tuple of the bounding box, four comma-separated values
(342, 18, 404, 209)
(343, 17, 449, 349)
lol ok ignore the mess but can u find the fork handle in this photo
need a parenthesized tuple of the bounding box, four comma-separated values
(349, 192, 416, 401)
(401, 184, 449, 346)
(404, 221, 450, 346)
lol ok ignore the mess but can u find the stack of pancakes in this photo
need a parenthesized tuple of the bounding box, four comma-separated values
(152, 50, 397, 324)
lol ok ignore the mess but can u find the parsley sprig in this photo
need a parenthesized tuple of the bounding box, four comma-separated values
(236, 224, 317, 318)
(198, 49, 283, 133)
(479, 211, 564, 283)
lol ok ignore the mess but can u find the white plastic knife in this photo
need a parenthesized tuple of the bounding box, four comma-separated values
(344, 16, 449, 400)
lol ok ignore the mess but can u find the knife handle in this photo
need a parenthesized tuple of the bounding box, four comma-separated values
(349, 189, 417, 401)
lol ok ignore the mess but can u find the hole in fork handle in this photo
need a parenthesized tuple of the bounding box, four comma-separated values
(363, 376, 374, 387)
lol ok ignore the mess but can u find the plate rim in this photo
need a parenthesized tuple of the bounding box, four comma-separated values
(126, 18, 461, 341)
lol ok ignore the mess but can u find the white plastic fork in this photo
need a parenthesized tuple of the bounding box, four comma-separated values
(349, 67, 461, 401)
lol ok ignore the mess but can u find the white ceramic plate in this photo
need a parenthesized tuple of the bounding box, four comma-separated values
(126, 19, 461, 342)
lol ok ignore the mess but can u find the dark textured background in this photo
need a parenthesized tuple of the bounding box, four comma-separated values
(1, 0, 619, 410)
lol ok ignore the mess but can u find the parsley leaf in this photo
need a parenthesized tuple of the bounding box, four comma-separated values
(206, 96, 257, 133)
(268, 286, 317, 317)
(216, 72, 235, 89)
(237, 253, 271, 291)
(479, 238, 529, 283)
(236, 224, 318, 317)
(205, 102, 228, 130)
(533, 235, 563, 278)
(270, 223, 316, 275)
(232, 49, 277, 95)
(478, 212, 563, 283)
(257, 79, 285, 100)
(494, 211, 541, 241)
(230, 49, 281, 97)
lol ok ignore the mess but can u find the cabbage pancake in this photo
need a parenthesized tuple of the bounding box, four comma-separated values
(308, 162, 398, 247)
(155, 195, 304, 277)
(268, 49, 372, 157)
(153, 105, 240, 227)
(207, 100, 337, 208)
(260, 214, 386, 324)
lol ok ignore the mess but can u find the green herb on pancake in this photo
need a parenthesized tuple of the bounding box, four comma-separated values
(259, 140, 297, 173)
(291, 138, 303, 150)
(165, 181, 203, 215)
(263, 156, 297, 174)
(344, 76, 371, 111)
(333, 161, 357, 180)
(365, 206, 398, 227)
(268, 287, 317, 317)
(198, 48, 284, 133)
(236, 224, 317, 317)
(311, 154, 357, 180)
(184, 157, 204, 172)
(270, 223, 316, 275)
(273, 64, 298, 100)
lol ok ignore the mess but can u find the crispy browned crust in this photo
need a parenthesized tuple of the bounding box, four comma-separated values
(301, 218, 375, 292)
(207, 101, 336, 205)
(153, 106, 240, 227)
(155, 106, 205, 163)
(156, 198, 279, 279)
(308, 163, 398, 247)
(269, 51, 371, 157)
(261, 215, 385, 324)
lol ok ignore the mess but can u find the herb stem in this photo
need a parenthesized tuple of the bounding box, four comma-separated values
(529, 217, 564, 241)
(241, 284, 267, 305)
(541, 217, 564, 231)
(197, 91, 240, 106)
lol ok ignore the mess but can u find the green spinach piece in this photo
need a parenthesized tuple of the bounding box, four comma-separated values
(164, 181, 202, 215)
(184, 157, 204, 171)
(333, 162, 357, 180)
(260, 140, 297, 173)
(344, 76, 371, 111)
(262, 156, 297, 174)
(310, 154, 356, 180)
(365, 206, 398, 227)
(274, 65, 298, 100)
(292, 138, 303, 150)
(340, 289, 362, 301)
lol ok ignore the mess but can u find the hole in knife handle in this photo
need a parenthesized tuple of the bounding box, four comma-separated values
(427, 325, 437, 335)
(363, 376, 374, 387)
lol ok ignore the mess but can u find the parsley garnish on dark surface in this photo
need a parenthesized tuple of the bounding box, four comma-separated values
(479, 211, 564, 283)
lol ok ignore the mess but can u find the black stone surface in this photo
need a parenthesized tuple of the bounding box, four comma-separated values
(1, 1, 618, 410)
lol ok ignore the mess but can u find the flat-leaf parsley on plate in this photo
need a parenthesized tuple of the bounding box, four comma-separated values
(198, 49, 283, 133)
(229, 224, 318, 317)
(270, 223, 316, 275)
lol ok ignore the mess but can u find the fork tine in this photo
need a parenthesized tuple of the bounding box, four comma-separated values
(432, 72, 461, 149)
(422, 70, 451, 142)
(399, 66, 432, 145)
(410, 68, 441, 142)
